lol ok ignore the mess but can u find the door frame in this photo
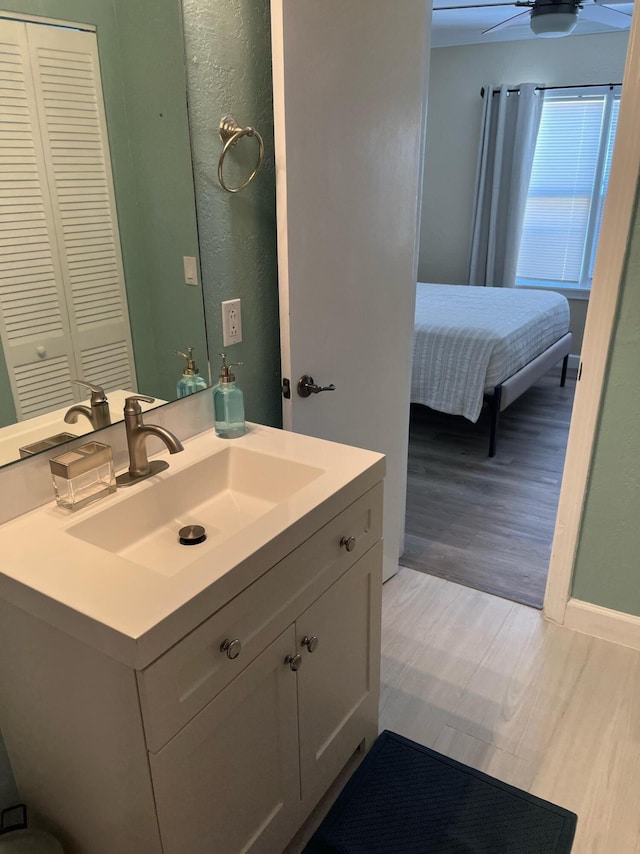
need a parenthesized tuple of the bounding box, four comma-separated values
(543, 9, 640, 624)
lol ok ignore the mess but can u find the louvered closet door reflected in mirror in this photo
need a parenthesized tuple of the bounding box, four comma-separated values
(0, 17, 135, 421)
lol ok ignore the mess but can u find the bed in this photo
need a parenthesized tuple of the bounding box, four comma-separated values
(411, 283, 572, 456)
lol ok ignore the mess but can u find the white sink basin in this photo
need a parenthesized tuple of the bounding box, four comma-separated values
(67, 446, 324, 576)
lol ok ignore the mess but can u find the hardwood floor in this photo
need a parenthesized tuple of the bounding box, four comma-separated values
(380, 568, 640, 854)
(402, 369, 577, 608)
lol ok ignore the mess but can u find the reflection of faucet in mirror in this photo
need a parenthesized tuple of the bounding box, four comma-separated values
(64, 381, 112, 431)
(116, 395, 184, 487)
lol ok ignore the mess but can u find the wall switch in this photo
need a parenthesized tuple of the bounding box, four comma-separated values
(183, 256, 198, 286)
(222, 298, 242, 346)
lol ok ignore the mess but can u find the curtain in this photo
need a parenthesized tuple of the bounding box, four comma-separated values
(468, 83, 543, 287)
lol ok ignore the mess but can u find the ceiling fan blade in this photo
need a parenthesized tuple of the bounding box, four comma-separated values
(433, 2, 518, 9)
(481, 8, 532, 32)
(582, 2, 632, 26)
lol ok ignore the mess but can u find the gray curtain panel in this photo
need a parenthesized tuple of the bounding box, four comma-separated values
(468, 83, 543, 287)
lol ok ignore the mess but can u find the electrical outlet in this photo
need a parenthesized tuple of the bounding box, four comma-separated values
(222, 298, 242, 346)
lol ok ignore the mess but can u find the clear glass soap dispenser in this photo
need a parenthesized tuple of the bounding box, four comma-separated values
(213, 353, 245, 438)
(175, 347, 208, 398)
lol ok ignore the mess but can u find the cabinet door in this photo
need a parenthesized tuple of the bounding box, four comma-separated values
(296, 541, 382, 807)
(149, 626, 300, 854)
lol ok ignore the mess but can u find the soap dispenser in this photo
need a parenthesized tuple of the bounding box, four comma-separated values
(175, 347, 207, 398)
(213, 353, 245, 438)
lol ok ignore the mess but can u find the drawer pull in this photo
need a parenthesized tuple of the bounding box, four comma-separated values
(340, 536, 356, 552)
(285, 654, 303, 672)
(220, 638, 242, 660)
(301, 635, 319, 653)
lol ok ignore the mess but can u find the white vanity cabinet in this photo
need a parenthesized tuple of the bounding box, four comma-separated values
(150, 543, 381, 854)
(149, 625, 302, 854)
(145, 487, 382, 854)
(0, 477, 383, 854)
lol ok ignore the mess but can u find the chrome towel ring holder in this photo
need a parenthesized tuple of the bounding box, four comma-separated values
(218, 115, 265, 193)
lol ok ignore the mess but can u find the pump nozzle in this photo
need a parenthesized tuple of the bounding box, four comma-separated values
(175, 347, 199, 375)
(219, 352, 244, 384)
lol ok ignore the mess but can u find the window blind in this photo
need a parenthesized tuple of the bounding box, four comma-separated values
(517, 96, 605, 285)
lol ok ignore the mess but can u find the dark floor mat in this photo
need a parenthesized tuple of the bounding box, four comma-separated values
(305, 731, 576, 853)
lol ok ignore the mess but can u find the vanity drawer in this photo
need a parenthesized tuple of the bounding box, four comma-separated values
(138, 481, 383, 752)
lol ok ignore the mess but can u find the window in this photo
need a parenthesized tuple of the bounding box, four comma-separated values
(516, 86, 621, 293)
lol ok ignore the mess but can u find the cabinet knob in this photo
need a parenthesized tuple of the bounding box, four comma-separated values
(220, 638, 242, 660)
(340, 536, 356, 552)
(301, 635, 319, 653)
(285, 654, 303, 672)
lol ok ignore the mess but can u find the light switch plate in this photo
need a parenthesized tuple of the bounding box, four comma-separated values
(183, 256, 198, 286)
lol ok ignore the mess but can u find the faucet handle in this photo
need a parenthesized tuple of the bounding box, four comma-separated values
(71, 379, 108, 405)
(123, 394, 155, 416)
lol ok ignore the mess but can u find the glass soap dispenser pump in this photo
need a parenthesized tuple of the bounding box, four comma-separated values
(213, 353, 245, 438)
(175, 347, 207, 398)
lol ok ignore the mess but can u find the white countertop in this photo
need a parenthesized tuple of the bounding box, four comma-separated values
(0, 423, 384, 669)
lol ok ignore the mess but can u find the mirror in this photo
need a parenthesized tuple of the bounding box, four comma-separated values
(0, 0, 209, 467)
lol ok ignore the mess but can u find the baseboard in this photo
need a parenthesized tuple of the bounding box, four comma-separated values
(564, 598, 640, 650)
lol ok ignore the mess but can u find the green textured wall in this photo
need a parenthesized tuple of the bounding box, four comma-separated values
(182, 0, 281, 427)
(0, 0, 207, 422)
(571, 189, 640, 615)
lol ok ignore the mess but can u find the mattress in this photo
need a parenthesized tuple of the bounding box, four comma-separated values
(411, 283, 570, 422)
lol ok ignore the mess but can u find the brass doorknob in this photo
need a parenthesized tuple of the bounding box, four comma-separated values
(220, 638, 242, 660)
(301, 635, 319, 653)
(285, 654, 303, 671)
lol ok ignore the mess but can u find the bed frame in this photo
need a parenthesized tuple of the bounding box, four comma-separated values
(484, 332, 573, 457)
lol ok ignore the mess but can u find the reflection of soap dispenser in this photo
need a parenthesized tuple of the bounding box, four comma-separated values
(213, 353, 245, 438)
(175, 347, 207, 398)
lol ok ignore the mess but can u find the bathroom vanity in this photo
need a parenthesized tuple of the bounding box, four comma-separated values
(0, 424, 384, 854)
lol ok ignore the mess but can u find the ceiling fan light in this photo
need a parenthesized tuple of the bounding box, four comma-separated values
(530, 7, 578, 36)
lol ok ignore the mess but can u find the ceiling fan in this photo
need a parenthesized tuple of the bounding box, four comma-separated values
(434, 0, 632, 37)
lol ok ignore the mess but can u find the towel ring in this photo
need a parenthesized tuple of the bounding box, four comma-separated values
(218, 115, 265, 194)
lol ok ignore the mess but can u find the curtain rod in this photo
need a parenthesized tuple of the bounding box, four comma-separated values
(480, 82, 621, 97)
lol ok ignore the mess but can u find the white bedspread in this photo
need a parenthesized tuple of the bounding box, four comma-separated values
(411, 284, 570, 422)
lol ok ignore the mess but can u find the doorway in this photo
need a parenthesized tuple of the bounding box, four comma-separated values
(402, 26, 630, 610)
(269, 0, 636, 628)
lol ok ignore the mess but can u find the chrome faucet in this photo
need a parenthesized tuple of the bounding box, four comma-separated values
(64, 380, 111, 430)
(116, 394, 184, 487)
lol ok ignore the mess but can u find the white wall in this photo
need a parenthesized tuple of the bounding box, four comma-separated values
(418, 32, 629, 351)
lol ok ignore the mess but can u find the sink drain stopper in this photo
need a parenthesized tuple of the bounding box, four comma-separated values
(178, 524, 207, 546)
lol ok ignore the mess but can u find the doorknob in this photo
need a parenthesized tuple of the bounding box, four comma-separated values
(297, 375, 336, 398)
